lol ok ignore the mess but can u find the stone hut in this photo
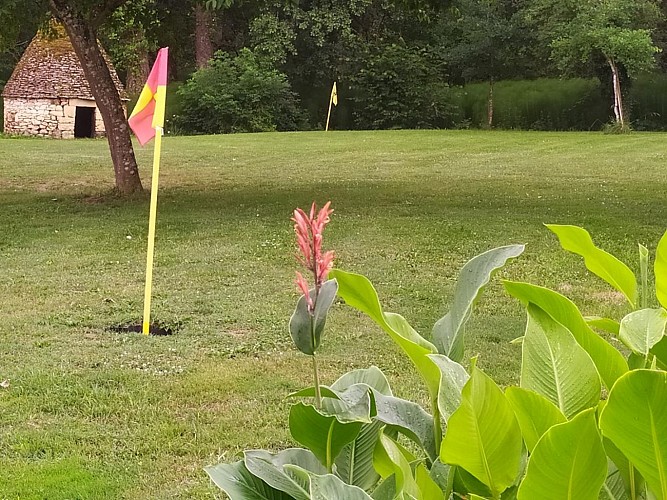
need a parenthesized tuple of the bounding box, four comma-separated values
(2, 26, 127, 139)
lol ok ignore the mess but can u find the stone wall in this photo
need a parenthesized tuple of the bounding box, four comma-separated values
(2, 97, 107, 138)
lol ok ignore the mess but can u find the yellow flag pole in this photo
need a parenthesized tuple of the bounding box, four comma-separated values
(142, 126, 163, 335)
(325, 98, 333, 132)
(325, 85, 335, 132)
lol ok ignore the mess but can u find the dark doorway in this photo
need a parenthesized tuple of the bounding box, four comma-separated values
(74, 107, 95, 138)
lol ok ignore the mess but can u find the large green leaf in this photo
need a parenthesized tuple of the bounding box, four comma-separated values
(335, 420, 384, 491)
(293, 381, 436, 461)
(373, 391, 437, 461)
(546, 225, 637, 307)
(309, 472, 374, 499)
(619, 308, 667, 356)
(370, 475, 397, 500)
(651, 336, 667, 369)
(517, 408, 607, 500)
(243, 449, 327, 500)
(502, 485, 519, 500)
(505, 386, 566, 453)
(586, 317, 620, 336)
(504, 281, 628, 390)
(329, 366, 390, 490)
(599, 460, 629, 500)
(415, 462, 445, 500)
(289, 279, 338, 355)
(454, 467, 493, 498)
(284, 465, 374, 500)
(603, 437, 645, 500)
(205, 460, 293, 499)
(432, 245, 525, 361)
(291, 383, 373, 423)
(655, 230, 667, 309)
(600, 370, 667, 499)
(323, 366, 392, 424)
(428, 459, 451, 496)
(441, 365, 522, 497)
(640, 243, 650, 309)
(321, 384, 373, 423)
(329, 269, 441, 403)
(428, 354, 470, 421)
(289, 402, 362, 471)
(331, 366, 393, 396)
(520, 303, 601, 418)
(293, 366, 391, 424)
(374, 433, 422, 499)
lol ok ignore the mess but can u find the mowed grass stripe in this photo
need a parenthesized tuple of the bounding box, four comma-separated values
(0, 130, 664, 498)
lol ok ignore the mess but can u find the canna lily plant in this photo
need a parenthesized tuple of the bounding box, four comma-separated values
(288, 202, 337, 409)
(206, 207, 667, 500)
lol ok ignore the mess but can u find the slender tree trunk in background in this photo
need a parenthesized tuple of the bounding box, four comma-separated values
(195, 3, 214, 69)
(608, 57, 625, 128)
(126, 36, 150, 95)
(487, 78, 494, 128)
(48, 0, 143, 195)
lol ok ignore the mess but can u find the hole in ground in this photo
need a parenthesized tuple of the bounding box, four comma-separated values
(108, 322, 176, 336)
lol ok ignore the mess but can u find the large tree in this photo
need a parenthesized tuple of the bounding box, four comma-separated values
(441, 0, 534, 127)
(526, 0, 662, 129)
(49, 0, 144, 194)
(2, 0, 143, 194)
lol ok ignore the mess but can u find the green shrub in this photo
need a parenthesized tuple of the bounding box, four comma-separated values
(350, 43, 464, 130)
(602, 120, 633, 134)
(461, 78, 610, 130)
(175, 49, 306, 134)
(163, 82, 185, 136)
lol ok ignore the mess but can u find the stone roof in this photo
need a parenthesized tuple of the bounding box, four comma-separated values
(2, 25, 128, 101)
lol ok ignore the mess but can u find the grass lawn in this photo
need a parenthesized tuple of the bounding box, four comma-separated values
(0, 130, 665, 498)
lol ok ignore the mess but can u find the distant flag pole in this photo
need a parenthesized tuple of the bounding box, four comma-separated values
(128, 47, 169, 335)
(325, 81, 338, 132)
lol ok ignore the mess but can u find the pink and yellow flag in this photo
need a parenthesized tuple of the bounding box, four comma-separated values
(129, 47, 169, 145)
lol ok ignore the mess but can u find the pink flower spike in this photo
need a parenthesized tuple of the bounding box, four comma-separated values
(295, 272, 314, 311)
(312, 203, 333, 237)
(317, 201, 333, 225)
(293, 208, 313, 268)
(318, 250, 335, 283)
(292, 201, 334, 287)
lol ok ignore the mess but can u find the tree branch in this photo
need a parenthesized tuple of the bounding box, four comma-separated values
(48, 0, 71, 16)
(90, 0, 130, 28)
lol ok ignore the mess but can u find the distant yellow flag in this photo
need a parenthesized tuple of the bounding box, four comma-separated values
(326, 81, 338, 131)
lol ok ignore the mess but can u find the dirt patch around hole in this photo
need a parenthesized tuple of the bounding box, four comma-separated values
(109, 322, 176, 336)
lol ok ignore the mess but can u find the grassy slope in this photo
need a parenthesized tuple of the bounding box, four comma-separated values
(0, 130, 665, 498)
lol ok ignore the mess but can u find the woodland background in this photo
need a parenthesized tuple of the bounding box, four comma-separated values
(2, 0, 667, 133)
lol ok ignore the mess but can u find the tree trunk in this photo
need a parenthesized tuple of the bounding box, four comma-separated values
(607, 57, 625, 128)
(487, 78, 494, 128)
(195, 3, 214, 69)
(48, 0, 143, 195)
